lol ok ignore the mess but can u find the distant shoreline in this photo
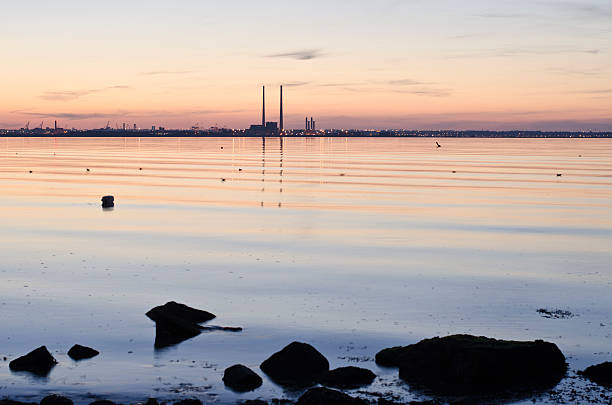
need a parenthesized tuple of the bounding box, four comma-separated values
(1, 129, 612, 138)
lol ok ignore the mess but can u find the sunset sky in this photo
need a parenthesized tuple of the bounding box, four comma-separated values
(1, 0, 611, 130)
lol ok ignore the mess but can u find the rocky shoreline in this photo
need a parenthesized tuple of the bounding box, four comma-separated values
(3, 302, 611, 405)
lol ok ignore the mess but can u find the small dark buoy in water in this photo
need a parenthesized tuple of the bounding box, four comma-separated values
(238, 168, 242, 172)
(556, 173, 562, 177)
(29, 170, 32, 173)
(139, 167, 143, 170)
(452, 170, 456, 173)
(86, 168, 90, 172)
(221, 178, 226, 182)
(436, 142, 441, 148)
(101, 195, 114, 208)
(221, 146, 224, 149)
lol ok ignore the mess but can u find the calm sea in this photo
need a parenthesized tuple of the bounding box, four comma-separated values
(1, 137, 611, 404)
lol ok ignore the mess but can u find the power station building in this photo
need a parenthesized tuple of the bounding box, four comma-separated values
(246, 86, 283, 136)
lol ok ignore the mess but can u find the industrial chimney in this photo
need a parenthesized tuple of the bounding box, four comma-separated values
(262, 86, 266, 126)
(279, 85, 283, 132)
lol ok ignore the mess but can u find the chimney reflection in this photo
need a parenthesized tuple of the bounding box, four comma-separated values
(260, 137, 284, 208)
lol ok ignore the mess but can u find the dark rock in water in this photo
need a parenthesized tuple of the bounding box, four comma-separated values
(173, 400, 202, 405)
(89, 401, 116, 405)
(378, 400, 439, 405)
(537, 308, 574, 319)
(41, 395, 74, 405)
(9, 346, 57, 376)
(223, 364, 263, 392)
(101, 195, 114, 208)
(580, 361, 612, 387)
(68, 344, 99, 360)
(146, 301, 216, 348)
(241, 401, 268, 405)
(147, 301, 216, 323)
(143, 398, 159, 405)
(318, 366, 376, 388)
(375, 334, 567, 394)
(260, 342, 329, 386)
(0, 401, 38, 405)
(296, 387, 367, 405)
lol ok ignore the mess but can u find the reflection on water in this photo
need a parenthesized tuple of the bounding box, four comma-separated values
(0, 137, 611, 404)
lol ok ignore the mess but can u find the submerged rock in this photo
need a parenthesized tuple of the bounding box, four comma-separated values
(146, 301, 216, 324)
(146, 301, 215, 348)
(296, 387, 367, 405)
(580, 361, 612, 387)
(223, 364, 263, 392)
(89, 401, 116, 405)
(68, 344, 99, 360)
(376, 334, 566, 394)
(318, 366, 376, 388)
(0, 401, 38, 405)
(173, 400, 202, 405)
(9, 346, 57, 376)
(40, 395, 74, 405)
(260, 342, 329, 386)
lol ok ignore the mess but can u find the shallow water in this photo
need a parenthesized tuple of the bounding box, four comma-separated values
(0, 137, 611, 404)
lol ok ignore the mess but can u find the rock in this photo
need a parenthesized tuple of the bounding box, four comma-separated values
(375, 334, 567, 394)
(146, 301, 215, 325)
(223, 364, 263, 392)
(89, 401, 116, 405)
(9, 346, 58, 376)
(580, 361, 612, 387)
(173, 400, 202, 405)
(537, 308, 574, 319)
(260, 342, 329, 386)
(318, 366, 376, 388)
(143, 399, 159, 405)
(101, 195, 114, 208)
(0, 401, 38, 405)
(296, 387, 367, 405)
(41, 395, 74, 405)
(241, 401, 267, 405)
(68, 344, 99, 360)
(378, 400, 438, 405)
(146, 301, 216, 348)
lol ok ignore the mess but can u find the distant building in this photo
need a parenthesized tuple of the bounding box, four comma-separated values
(245, 86, 281, 136)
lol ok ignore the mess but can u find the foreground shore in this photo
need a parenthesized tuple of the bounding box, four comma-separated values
(3, 302, 611, 405)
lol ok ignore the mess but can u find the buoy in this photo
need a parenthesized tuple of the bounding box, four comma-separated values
(101, 195, 114, 208)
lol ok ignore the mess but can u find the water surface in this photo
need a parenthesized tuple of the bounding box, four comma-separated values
(1, 137, 611, 404)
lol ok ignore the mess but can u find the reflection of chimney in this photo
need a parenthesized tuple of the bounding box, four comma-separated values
(262, 86, 266, 126)
(280, 85, 283, 132)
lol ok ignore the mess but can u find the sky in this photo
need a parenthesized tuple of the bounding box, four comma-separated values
(1, 0, 611, 131)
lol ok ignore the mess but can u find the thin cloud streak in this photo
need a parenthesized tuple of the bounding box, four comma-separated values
(265, 49, 323, 60)
(40, 85, 131, 101)
(388, 79, 427, 86)
(282, 81, 311, 87)
(140, 70, 194, 76)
